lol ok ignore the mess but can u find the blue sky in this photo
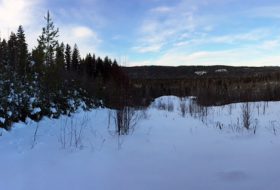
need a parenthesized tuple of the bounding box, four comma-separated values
(1, 0, 280, 66)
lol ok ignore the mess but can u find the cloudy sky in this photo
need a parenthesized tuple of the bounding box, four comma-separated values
(1, 0, 280, 66)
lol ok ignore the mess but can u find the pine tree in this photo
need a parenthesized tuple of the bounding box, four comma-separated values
(96, 57, 104, 77)
(103, 56, 112, 80)
(85, 53, 93, 77)
(16, 25, 29, 75)
(91, 54, 96, 77)
(32, 44, 45, 74)
(71, 44, 80, 72)
(0, 39, 9, 70)
(65, 44, 71, 71)
(0, 39, 3, 70)
(7, 32, 18, 72)
(55, 42, 65, 71)
(37, 11, 59, 66)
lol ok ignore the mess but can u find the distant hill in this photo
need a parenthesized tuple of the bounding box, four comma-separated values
(123, 65, 280, 79)
(122, 65, 280, 106)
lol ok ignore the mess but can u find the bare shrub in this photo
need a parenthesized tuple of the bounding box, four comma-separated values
(154, 98, 174, 112)
(58, 114, 89, 149)
(188, 98, 209, 122)
(269, 120, 278, 136)
(138, 108, 149, 120)
(256, 103, 260, 116)
(180, 100, 187, 117)
(157, 100, 166, 110)
(241, 103, 251, 130)
(167, 100, 174, 112)
(228, 104, 233, 115)
(229, 117, 243, 133)
(262, 102, 269, 115)
(114, 107, 138, 135)
(189, 99, 196, 117)
(253, 119, 258, 134)
(107, 110, 113, 129)
(31, 123, 39, 149)
(216, 122, 223, 130)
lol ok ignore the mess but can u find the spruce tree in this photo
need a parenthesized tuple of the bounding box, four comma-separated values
(32, 44, 45, 74)
(16, 25, 29, 75)
(71, 44, 80, 72)
(37, 11, 59, 66)
(85, 53, 93, 77)
(0, 39, 9, 69)
(91, 54, 96, 77)
(96, 57, 104, 77)
(65, 44, 71, 71)
(103, 56, 112, 80)
(55, 42, 65, 71)
(7, 32, 18, 72)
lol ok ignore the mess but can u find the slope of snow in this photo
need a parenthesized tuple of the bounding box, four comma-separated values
(1, 96, 280, 190)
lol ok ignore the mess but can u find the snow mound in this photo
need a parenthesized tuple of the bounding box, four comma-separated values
(215, 69, 228, 73)
(31, 107, 41, 115)
(195, 71, 207, 76)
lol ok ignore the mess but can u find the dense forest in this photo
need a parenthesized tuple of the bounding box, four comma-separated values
(0, 12, 127, 129)
(125, 66, 280, 106)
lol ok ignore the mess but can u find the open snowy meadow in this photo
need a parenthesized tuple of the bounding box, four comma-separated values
(1, 96, 280, 190)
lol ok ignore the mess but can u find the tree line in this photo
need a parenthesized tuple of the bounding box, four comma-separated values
(0, 11, 127, 129)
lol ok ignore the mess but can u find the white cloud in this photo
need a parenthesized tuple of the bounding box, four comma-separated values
(208, 29, 269, 43)
(150, 6, 173, 13)
(72, 26, 96, 39)
(0, 0, 42, 39)
(59, 25, 101, 57)
(260, 40, 280, 50)
(0, 0, 102, 57)
(129, 44, 280, 67)
(174, 28, 271, 47)
(133, 1, 210, 53)
(133, 44, 163, 53)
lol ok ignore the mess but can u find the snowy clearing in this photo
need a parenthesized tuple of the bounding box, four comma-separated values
(1, 96, 280, 190)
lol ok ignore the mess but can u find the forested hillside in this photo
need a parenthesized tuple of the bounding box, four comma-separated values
(124, 66, 280, 106)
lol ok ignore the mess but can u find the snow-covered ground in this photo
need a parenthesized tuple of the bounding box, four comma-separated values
(1, 96, 280, 190)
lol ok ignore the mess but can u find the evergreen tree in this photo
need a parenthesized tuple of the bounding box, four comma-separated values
(71, 44, 80, 72)
(16, 25, 29, 75)
(65, 44, 71, 71)
(0, 39, 9, 69)
(55, 42, 65, 71)
(92, 54, 96, 76)
(96, 57, 104, 77)
(103, 56, 112, 80)
(85, 53, 93, 77)
(32, 44, 45, 74)
(7, 32, 18, 72)
(37, 11, 59, 66)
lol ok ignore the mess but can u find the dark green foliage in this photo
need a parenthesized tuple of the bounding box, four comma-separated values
(17, 26, 29, 75)
(125, 66, 280, 106)
(55, 43, 65, 71)
(0, 39, 9, 69)
(0, 12, 126, 130)
(31, 45, 45, 74)
(71, 44, 80, 72)
(65, 44, 71, 71)
(7, 32, 18, 72)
